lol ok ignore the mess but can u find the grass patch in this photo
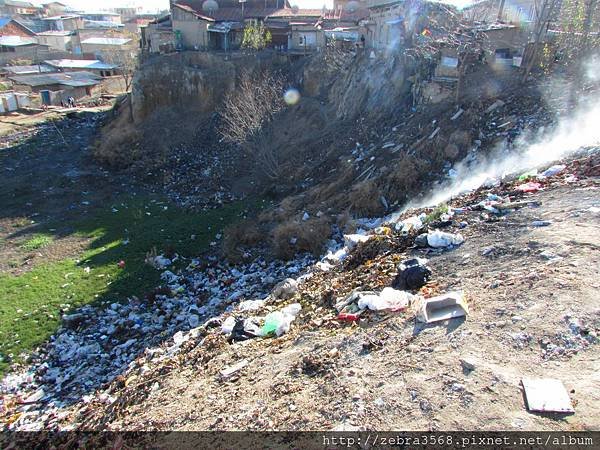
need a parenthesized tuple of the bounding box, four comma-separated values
(20, 234, 54, 251)
(0, 196, 262, 375)
(423, 203, 449, 224)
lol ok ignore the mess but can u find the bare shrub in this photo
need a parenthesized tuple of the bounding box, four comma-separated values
(348, 180, 385, 217)
(222, 221, 264, 262)
(218, 69, 284, 147)
(272, 217, 331, 259)
(93, 112, 141, 168)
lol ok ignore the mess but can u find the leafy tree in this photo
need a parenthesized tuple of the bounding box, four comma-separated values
(241, 23, 272, 50)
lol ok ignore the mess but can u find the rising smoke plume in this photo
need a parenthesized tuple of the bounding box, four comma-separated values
(405, 80, 600, 210)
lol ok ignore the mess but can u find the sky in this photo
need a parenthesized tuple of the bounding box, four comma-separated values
(35, 0, 473, 13)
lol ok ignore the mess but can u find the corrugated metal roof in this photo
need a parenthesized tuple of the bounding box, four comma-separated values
(81, 37, 131, 46)
(36, 30, 74, 36)
(9, 71, 101, 87)
(0, 35, 37, 47)
(1, 64, 54, 74)
(44, 59, 116, 70)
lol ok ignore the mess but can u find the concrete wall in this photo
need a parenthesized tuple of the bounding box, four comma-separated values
(367, 3, 404, 50)
(172, 6, 210, 49)
(37, 35, 73, 52)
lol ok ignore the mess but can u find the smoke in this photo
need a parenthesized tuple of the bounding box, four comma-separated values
(404, 93, 600, 210)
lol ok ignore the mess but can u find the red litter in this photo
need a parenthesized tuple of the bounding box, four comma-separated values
(516, 182, 542, 192)
(338, 313, 361, 322)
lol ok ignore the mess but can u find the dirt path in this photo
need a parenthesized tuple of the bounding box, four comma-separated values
(80, 181, 599, 431)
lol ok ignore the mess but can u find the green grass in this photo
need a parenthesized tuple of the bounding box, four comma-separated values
(423, 203, 449, 224)
(20, 234, 54, 251)
(0, 196, 267, 375)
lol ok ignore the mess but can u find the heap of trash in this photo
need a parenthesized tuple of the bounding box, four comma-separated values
(2, 152, 599, 431)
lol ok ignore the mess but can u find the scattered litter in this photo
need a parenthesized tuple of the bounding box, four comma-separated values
(532, 220, 552, 227)
(417, 291, 468, 323)
(521, 378, 574, 414)
(541, 164, 566, 177)
(221, 316, 236, 335)
(261, 303, 302, 337)
(518, 170, 538, 181)
(418, 230, 465, 248)
(357, 288, 414, 312)
(272, 278, 298, 300)
(392, 258, 431, 290)
(516, 182, 542, 192)
(450, 109, 464, 121)
(220, 359, 248, 380)
(485, 99, 505, 113)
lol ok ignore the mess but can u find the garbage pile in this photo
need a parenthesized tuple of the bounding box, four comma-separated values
(3, 146, 598, 431)
(1, 254, 316, 430)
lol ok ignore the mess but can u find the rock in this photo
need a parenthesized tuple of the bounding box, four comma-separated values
(272, 278, 298, 299)
(460, 358, 476, 371)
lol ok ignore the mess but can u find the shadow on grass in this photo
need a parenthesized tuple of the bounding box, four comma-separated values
(0, 111, 268, 405)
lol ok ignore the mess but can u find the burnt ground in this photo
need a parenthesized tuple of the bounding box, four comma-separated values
(72, 172, 600, 431)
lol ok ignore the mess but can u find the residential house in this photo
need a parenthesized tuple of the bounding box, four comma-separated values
(0, 0, 39, 17)
(287, 22, 324, 53)
(321, 7, 369, 48)
(462, 0, 537, 27)
(267, 8, 324, 50)
(112, 8, 138, 21)
(142, 14, 175, 53)
(83, 19, 124, 30)
(171, 0, 292, 51)
(0, 16, 36, 37)
(8, 70, 101, 104)
(36, 30, 74, 51)
(124, 15, 157, 34)
(364, 0, 405, 50)
(0, 35, 49, 63)
(41, 2, 69, 17)
(475, 22, 530, 64)
(44, 58, 118, 76)
(0, 63, 54, 78)
(41, 15, 84, 32)
(80, 37, 133, 58)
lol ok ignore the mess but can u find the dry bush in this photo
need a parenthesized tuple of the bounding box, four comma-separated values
(348, 180, 385, 217)
(382, 154, 430, 204)
(222, 221, 264, 262)
(336, 210, 357, 234)
(93, 112, 141, 168)
(218, 68, 284, 147)
(272, 217, 331, 259)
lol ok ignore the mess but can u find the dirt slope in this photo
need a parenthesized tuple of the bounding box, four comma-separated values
(75, 170, 600, 431)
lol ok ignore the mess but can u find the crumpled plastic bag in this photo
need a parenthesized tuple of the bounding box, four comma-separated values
(357, 288, 414, 311)
(425, 230, 465, 248)
(260, 303, 302, 337)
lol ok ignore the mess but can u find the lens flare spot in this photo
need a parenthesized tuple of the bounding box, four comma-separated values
(284, 88, 301, 105)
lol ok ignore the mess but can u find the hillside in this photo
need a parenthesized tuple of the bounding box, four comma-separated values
(1, 49, 599, 441)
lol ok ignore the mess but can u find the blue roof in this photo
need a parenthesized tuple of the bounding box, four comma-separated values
(0, 17, 13, 29)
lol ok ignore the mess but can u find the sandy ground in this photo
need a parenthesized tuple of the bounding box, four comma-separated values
(75, 179, 599, 432)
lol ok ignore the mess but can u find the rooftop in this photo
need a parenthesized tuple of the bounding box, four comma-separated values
(44, 59, 116, 70)
(41, 14, 81, 20)
(0, 35, 37, 47)
(80, 37, 132, 46)
(8, 70, 101, 87)
(36, 30, 74, 36)
(83, 19, 124, 29)
(1, 64, 54, 74)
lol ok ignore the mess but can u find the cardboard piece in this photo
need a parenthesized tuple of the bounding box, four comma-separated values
(417, 291, 468, 323)
(219, 359, 248, 380)
(522, 378, 575, 414)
